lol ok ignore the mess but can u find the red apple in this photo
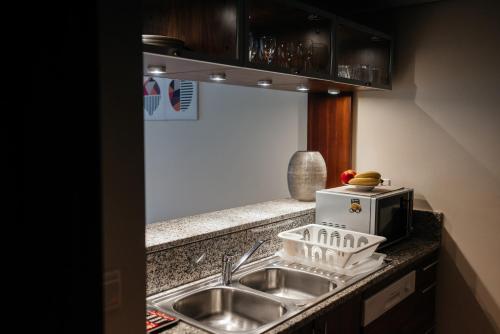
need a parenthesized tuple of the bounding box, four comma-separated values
(340, 169, 356, 184)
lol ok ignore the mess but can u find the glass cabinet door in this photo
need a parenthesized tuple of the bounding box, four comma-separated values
(335, 19, 392, 88)
(143, 0, 240, 64)
(246, 0, 333, 78)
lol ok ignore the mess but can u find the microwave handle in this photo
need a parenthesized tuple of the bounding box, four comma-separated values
(403, 191, 414, 234)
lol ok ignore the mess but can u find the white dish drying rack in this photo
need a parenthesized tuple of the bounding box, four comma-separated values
(277, 224, 387, 275)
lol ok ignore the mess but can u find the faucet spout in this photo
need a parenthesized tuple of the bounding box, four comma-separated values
(221, 240, 267, 285)
(232, 240, 266, 274)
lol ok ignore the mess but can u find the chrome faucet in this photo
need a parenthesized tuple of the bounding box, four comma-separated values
(222, 240, 266, 285)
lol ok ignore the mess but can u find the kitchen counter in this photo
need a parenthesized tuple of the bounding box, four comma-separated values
(147, 199, 315, 253)
(157, 225, 441, 334)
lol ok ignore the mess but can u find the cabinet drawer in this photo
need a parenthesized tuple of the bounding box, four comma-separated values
(416, 257, 439, 290)
(363, 271, 416, 326)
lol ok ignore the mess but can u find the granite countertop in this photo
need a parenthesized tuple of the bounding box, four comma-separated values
(158, 234, 440, 334)
(146, 199, 315, 253)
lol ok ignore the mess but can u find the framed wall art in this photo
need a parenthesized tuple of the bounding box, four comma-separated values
(143, 76, 198, 120)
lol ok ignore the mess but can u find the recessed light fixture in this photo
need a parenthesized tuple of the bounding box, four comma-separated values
(328, 88, 340, 95)
(147, 65, 167, 75)
(296, 84, 309, 92)
(209, 73, 227, 81)
(257, 79, 272, 87)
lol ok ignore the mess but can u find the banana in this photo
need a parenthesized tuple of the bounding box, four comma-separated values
(355, 171, 381, 179)
(348, 177, 380, 186)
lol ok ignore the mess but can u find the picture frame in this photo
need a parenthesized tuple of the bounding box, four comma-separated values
(143, 76, 198, 121)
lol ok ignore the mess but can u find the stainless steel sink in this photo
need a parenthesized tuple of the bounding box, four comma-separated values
(148, 256, 386, 334)
(171, 287, 286, 332)
(239, 268, 336, 303)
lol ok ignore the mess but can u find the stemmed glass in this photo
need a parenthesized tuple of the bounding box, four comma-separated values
(276, 41, 288, 68)
(286, 41, 296, 70)
(260, 36, 276, 65)
(248, 33, 259, 63)
(303, 40, 313, 73)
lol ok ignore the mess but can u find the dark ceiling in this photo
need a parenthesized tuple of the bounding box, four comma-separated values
(302, 0, 442, 15)
(302, 0, 442, 33)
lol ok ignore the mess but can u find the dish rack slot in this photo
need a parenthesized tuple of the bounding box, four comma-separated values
(278, 224, 386, 270)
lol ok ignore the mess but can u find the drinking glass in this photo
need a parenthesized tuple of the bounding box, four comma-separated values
(303, 40, 313, 73)
(286, 41, 296, 69)
(248, 33, 259, 63)
(261, 36, 276, 65)
(276, 41, 287, 68)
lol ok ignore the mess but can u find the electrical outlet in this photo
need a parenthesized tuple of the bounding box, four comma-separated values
(381, 178, 392, 186)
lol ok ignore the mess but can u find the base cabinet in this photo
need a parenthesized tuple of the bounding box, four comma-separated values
(291, 251, 438, 334)
(292, 296, 361, 334)
(362, 252, 438, 334)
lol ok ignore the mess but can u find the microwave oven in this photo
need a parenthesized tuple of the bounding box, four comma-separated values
(315, 186, 413, 249)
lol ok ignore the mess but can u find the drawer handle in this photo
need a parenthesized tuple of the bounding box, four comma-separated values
(421, 282, 437, 294)
(422, 260, 439, 272)
(384, 290, 402, 310)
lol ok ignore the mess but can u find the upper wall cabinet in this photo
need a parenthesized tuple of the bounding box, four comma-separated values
(334, 18, 393, 89)
(246, 0, 333, 79)
(142, 0, 393, 91)
(143, 0, 240, 64)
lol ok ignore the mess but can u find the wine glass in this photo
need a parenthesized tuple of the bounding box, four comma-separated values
(286, 41, 296, 70)
(260, 36, 276, 65)
(295, 41, 305, 72)
(248, 33, 259, 63)
(276, 41, 287, 68)
(303, 40, 313, 73)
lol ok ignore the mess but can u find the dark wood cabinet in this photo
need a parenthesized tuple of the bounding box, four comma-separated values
(245, 0, 333, 78)
(362, 252, 438, 334)
(292, 296, 361, 334)
(318, 295, 362, 334)
(143, 0, 241, 64)
(334, 18, 393, 89)
(142, 0, 393, 92)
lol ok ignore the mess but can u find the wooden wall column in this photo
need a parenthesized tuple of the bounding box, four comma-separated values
(307, 93, 353, 188)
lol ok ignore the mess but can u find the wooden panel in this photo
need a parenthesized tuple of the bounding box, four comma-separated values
(143, 0, 238, 59)
(290, 297, 361, 334)
(308, 94, 353, 188)
(319, 296, 362, 334)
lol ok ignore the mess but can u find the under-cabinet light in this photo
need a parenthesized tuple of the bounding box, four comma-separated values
(147, 65, 167, 75)
(328, 88, 340, 95)
(257, 79, 272, 87)
(209, 73, 227, 81)
(296, 84, 309, 92)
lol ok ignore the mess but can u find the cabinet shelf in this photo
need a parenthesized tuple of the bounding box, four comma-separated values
(143, 50, 358, 94)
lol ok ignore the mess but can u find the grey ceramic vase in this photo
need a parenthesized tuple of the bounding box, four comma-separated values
(287, 151, 327, 201)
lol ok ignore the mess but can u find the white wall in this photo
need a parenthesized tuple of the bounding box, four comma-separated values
(354, 0, 500, 333)
(145, 82, 307, 223)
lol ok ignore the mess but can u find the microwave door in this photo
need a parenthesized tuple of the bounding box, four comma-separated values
(375, 194, 410, 244)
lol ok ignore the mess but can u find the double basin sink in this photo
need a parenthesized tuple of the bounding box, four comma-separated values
(148, 256, 384, 334)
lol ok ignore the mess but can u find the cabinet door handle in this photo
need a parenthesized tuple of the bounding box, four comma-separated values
(421, 282, 437, 294)
(422, 260, 439, 272)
